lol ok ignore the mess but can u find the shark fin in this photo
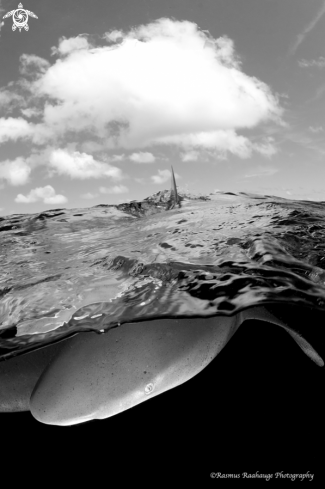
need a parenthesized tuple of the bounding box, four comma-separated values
(239, 306, 324, 367)
(168, 166, 180, 209)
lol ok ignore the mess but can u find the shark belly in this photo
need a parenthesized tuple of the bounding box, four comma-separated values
(30, 316, 239, 426)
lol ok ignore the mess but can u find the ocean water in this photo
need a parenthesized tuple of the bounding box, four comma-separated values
(0, 190, 324, 360)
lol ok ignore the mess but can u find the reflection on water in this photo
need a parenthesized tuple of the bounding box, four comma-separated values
(0, 190, 325, 359)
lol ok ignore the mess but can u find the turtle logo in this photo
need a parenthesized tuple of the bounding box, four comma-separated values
(2, 3, 38, 32)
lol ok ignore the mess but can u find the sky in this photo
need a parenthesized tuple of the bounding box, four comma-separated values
(1, 0, 325, 215)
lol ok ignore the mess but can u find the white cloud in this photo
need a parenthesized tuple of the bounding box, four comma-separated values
(0, 117, 33, 143)
(0, 19, 281, 160)
(111, 154, 125, 161)
(49, 149, 123, 180)
(181, 150, 199, 162)
(20, 107, 43, 118)
(156, 130, 277, 159)
(151, 168, 180, 184)
(81, 192, 99, 199)
(104, 30, 124, 42)
(51, 36, 92, 56)
(19, 54, 50, 76)
(151, 169, 171, 184)
(289, 1, 325, 55)
(0, 157, 31, 185)
(99, 185, 129, 194)
(129, 152, 155, 163)
(15, 185, 67, 204)
(0, 2, 4, 34)
(298, 57, 325, 69)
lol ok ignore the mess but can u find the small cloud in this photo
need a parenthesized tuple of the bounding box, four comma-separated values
(309, 125, 323, 133)
(244, 166, 279, 178)
(181, 150, 199, 162)
(151, 169, 181, 184)
(0, 157, 31, 185)
(298, 57, 325, 68)
(99, 185, 129, 194)
(0, 117, 33, 144)
(21, 107, 43, 118)
(81, 192, 99, 199)
(51, 36, 92, 57)
(111, 154, 125, 161)
(19, 54, 50, 77)
(151, 169, 171, 184)
(289, 1, 325, 55)
(129, 152, 156, 163)
(49, 149, 123, 180)
(104, 30, 124, 43)
(15, 185, 67, 204)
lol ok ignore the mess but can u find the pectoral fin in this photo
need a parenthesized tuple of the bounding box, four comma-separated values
(239, 306, 324, 367)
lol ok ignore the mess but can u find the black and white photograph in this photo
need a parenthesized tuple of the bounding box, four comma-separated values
(0, 0, 324, 482)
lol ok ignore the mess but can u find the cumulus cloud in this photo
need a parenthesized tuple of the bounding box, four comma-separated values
(129, 152, 155, 163)
(151, 168, 180, 184)
(48, 149, 123, 180)
(99, 185, 129, 194)
(0, 157, 31, 185)
(15, 185, 67, 204)
(51, 35, 92, 56)
(0, 117, 34, 143)
(0, 18, 282, 161)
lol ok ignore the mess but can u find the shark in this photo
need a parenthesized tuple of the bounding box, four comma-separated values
(28, 306, 323, 426)
(0, 171, 323, 424)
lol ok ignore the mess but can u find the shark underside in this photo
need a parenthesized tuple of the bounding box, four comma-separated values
(0, 305, 322, 426)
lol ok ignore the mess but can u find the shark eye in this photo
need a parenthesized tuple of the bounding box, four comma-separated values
(144, 383, 154, 395)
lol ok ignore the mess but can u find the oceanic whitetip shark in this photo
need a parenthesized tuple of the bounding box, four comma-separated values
(0, 172, 323, 425)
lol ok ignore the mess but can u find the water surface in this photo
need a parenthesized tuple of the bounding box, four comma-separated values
(1, 190, 324, 359)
